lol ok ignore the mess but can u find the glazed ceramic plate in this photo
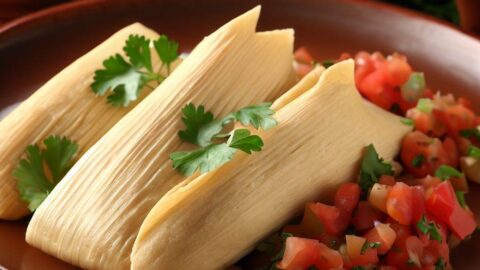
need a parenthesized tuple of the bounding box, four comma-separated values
(1, 0, 479, 269)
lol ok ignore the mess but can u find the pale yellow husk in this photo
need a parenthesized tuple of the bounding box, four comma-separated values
(0, 23, 167, 220)
(131, 60, 412, 270)
(26, 6, 296, 270)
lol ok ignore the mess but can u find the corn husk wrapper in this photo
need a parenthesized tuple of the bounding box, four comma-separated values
(131, 60, 412, 270)
(0, 23, 168, 220)
(27, 6, 296, 270)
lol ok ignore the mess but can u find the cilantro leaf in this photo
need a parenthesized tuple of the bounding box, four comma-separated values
(360, 241, 381, 254)
(460, 128, 480, 141)
(92, 34, 179, 107)
(178, 104, 217, 147)
(228, 129, 264, 154)
(468, 145, 480, 159)
(170, 144, 236, 176)
(412, 154, 425, 168)
(417, 215, 443, 242)
(359, 144, 393, 191)
(435, 257, 446, 270)
(232, 103, 277, 131)
(456, 190, 467, 208)
(43, 136, 79, 182)
(171, 103, 276, 176)
(124, 34, 152, 71)
(154, 35, 179, 72)
(434, 165, 463, 181)
(13, 136, 78, 211)
(91, 54, 144, 107)
(322, 60, 335, 68)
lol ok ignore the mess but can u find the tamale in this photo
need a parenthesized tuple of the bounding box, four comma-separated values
(26, 6, 296, 270)
(130, 60, 412, 270)
(0, 23, 167, 220)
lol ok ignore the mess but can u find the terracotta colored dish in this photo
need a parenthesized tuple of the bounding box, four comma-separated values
(0, 0, 479, 269)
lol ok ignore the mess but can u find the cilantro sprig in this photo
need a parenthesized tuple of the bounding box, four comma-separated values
(171, 103, 276, 176)
(360, 241, 381, 254)
(92, 34, 179, 107)
(13, 136, 78, 211)
(417, 215, 443, 243)
(359, 144, 393, 192)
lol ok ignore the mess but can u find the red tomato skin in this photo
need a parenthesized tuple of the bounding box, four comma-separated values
(277, 237, 320, 270)
(352, 201, 385, 231)
(411, 186, 426, 223)
(426, 181, 477, 239)
(434, 104, 476, 139)
(442, 137, 459, 168)
(401, 131, 450, 177)
(385, 247, 410, 269)
(364, 222, 397, 255)
(387, 218, 413, 248)
(379, 175, 396, 186)
(359, 70, 396, 111)
(294, 47, 314, 64)
(307, 203, 347, 236)
(346, 235, 379, 266)
(387, 182, 413, 225)
(335, 183, 361, 214)
(354, 51, 375, 84)
(315, 243, 344, 270)
(382, 56, 412, 87)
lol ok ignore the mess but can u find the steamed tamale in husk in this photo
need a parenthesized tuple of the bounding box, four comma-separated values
(130, 60, 411, 270)
(0, 23, 174, 220)
(27, 6, 296, 270)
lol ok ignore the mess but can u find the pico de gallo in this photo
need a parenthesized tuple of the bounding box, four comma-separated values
(240, 49, 480, 270)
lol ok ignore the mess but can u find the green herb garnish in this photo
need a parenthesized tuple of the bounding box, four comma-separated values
(417, 215, 443, 243)
(92, 34, 179, 107)
(359, 144, 393, 191)
(412, 154, 425, 168)
(416, 98, 433, 113)
(468, 145, 480, 159)
(456, 190, 467, 208)
(434, 165, 463, 181)
(13, 136, 78, 211)
(360, 241, 381, 254)
(171, 103, 276, 176)
(401, 118, 414, 126)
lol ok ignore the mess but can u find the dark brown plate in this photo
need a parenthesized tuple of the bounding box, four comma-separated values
(1, 0, 480, 269)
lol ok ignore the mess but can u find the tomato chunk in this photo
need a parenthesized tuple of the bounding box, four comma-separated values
(352, 201, 385, 231)
(300, 203, 346, 237)
(368, 183, 391, 213)
(386, 182, 413, 225)
(346, 235, 379, 266)
(364, 222, 397, 255)
(425, 181, 477, 239)
(315, 242, 344, 270)
(335, 182, 361, 214)
(277, 237, 320, 270)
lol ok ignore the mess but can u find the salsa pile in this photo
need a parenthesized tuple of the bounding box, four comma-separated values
(246, 49, 480, 270)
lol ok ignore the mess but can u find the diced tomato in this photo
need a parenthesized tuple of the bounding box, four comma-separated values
(386, 182, 413, 225)
(381, 55, 412, 87)
(364, 222, 397, 254)
(410, 186, 426, 223)
(405, 236, 426, 267)
(434, 104, 476, 139)
(359, 70, 396, 111)
(335, 182, 361, 214)
(458, 97, 473, 110)
(354, 51, 375, 83)
(294, 47, 314, 64)
(385, 246, 410, 269)
(379, 175, 396, 186)
(294, 62, 314, 78)
(425, 181, 477, 239)
(301, 203, 346, 236)
(414, 176, 442, 190)
(346, 235, 379, 266)
(315, 242, 344, 270)
(401, 131, 450, 177)
(442, 137, 459, 168)
(369, 183, 391, 213)
(277, 237, 320, 270)
(352, 201, 385, 231)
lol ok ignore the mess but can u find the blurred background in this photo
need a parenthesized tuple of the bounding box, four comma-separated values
(0, 0, 479, 34)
